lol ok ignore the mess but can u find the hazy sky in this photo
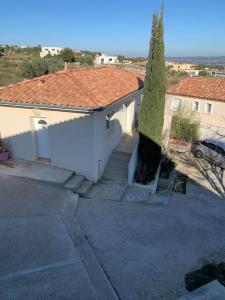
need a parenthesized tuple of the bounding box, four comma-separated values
(1, 0, 225, 57)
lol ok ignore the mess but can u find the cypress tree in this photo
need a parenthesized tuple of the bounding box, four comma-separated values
(138, 9, 166, 181)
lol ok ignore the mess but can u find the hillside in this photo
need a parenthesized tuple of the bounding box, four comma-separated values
(0, 47, 40, 87)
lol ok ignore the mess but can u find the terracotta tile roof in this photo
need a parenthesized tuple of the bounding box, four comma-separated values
(167, 77, 225, 102)
(0, 67, 144, 110)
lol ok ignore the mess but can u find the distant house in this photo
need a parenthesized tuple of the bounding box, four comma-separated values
(95, 54, 119, 65)
(185, 69, 200, 77)
(20, 45, 29, 49)
(208, 70, 225, 79)
(166, 61, 197, 72)
(164, 77, 225, 143)
(40, 46, 62, 58)
(0, 67, 143, 182)
(74, 50, 84, 57)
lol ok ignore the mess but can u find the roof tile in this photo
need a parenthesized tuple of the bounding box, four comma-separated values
(167, 77, 225, 102)
(0, 67, 144, 109)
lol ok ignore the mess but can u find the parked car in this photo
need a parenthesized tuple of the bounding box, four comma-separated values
(191, 139, 225, 168)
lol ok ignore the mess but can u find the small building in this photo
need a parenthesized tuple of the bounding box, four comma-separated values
(40, 46, 62, 58)
(74, 50, 84, 57)
(185, 69, 200, 77)
(95, 54, 119, 65)
(0, 67, 143, 182)
(164, 77, 225, 143)
(166, 61, 197, 72)
(20, 45, 29, 49)
(208, 70, 225, 78)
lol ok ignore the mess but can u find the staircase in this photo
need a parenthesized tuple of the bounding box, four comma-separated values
(102, 132, 139, 182)
(64, 174, 93, 197)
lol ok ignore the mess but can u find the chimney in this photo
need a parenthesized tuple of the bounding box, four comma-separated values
(64, 62, 68, 71)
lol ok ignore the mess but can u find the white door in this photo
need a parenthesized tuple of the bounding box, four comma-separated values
(33, 118, 50, 159)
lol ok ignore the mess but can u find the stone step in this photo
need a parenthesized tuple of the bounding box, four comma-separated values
(64, 174, 84, 191)
(103, 168, 128, 181)
(108, 158, 128, 169)
(76, 180, 93, 197)
(111, 151, 131, 163)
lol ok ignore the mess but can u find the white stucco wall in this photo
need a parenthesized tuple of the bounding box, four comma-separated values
(0, 89, 143, 182)
(40, 47, 62, 58)
(164, 94, 225, 143)
(95, 54, 119, 64)
(0, 106, 95, 180)
(93, 89, 143, 180)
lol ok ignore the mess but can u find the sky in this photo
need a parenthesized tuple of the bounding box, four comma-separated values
(1, 0, 225, 57)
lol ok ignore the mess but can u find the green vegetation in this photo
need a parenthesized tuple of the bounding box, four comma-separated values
(171, 109, 199, 142)
(166, 68, 188, 85)
(0, 45, 97, 86)
(0, 45, 42, 86)
(138, 8, 166, 179)
(117, 55, 125, 63)
(74, 54, 94, 66)
(19, 56, 64, 79)
(60, 47, 74, 62)
(195, 64, 208, 70)
(198, 70, 208, 76)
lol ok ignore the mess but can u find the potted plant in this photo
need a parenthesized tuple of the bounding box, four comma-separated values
(0, 138, 9, 162)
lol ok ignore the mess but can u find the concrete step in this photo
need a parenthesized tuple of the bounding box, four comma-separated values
(111, 151, 131, 163)
(64, 174, 84, 191)
(103, 167, 128, 181)
(108, 158, 128, 169)
(77, 180, 93, 197)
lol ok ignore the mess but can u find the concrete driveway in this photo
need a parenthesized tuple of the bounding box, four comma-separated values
(77, 180, 225, 299)
(0, 175, 98, 300)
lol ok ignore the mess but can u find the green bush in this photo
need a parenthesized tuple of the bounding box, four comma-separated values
(60, 48, 74, 62)
(19, 56, 64, 79)
(171, 110, 199, 142)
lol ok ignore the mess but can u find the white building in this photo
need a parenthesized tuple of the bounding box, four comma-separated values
(0, 67, 143, 182)
(185, 69, 200, 77)
(20, 45, 29, 49)
(40, 46, 62, 58)
(95, 54, 119, 65)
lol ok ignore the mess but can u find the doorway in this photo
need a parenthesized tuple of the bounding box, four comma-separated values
(33, 118, 50, 159)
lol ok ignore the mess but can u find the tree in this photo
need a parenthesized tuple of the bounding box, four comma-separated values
(80, 54, 94, 66)
(138, 8, 166, 182)
(19, 57, 64, 79)
(60, 47, 74, 62)
(19, 59, 48, 79)
(171, 108, 199, 142)
(199, 70, 208, 76)
(117, 55, 125, 63)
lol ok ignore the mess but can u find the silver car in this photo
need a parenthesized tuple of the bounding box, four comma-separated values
(191, 139, 225, 169)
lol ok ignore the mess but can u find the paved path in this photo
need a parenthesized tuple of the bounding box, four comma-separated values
(0, 175, 97, 299)
(77, 180, 225, 299)
(0, 159, 73, 184)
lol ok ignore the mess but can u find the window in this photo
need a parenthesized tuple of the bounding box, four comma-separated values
(216, 146, 225, 156)
(204, 103, 212, 114)
(171, 98, 181, 111)
(192, 101, 199, 112)
(207, 143, 217, 151)
(109, 58, 112, 62)
(38, 119, 47, 125)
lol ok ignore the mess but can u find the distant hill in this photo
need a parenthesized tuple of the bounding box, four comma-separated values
(166, 56, 225, 66)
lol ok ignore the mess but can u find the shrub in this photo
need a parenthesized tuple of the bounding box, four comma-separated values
(171, 109, 199, 142)
(19, 56, 64, 79)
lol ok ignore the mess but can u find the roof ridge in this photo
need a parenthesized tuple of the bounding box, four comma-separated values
(69, 70, 102, 107)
